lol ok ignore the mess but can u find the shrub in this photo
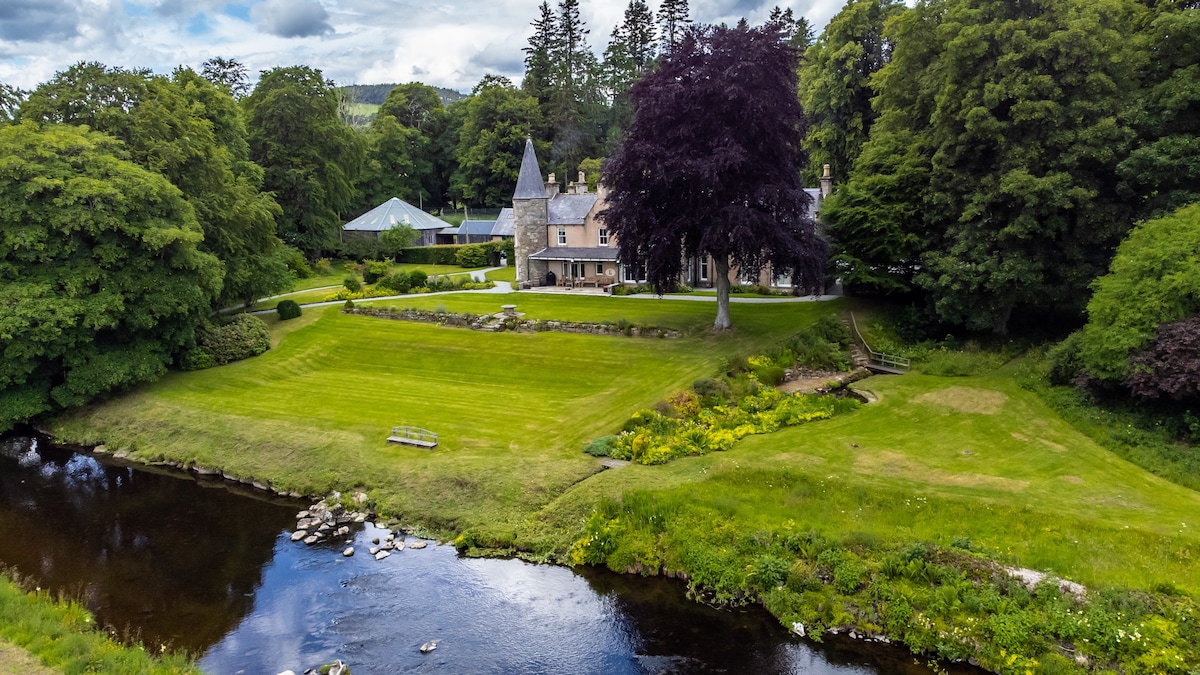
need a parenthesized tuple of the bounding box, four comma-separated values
(343, 275, 362, 292)
(343, 299, 355, 309)
(339, 235, 383, 261)
(362, 260, 391, 284)
(180, 347, 215, 371)
(584, 436, 617, 457)
(1126, 316, 1200, 402)
(377, 271, 411, 293)
(313, 258, 333, 275)
(197, 314, 271, 366)
(747, 555, 790, 591)
(280, 245, 312, 278)
(276, 300, 302, 321)
(455, 243, 491, 268)
(408, 270, 428, 289)
(809, 315, 851, 347)
(692, 378, 731, 405)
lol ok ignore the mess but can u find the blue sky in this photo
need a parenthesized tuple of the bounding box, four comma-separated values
(0, 0, 848, 93)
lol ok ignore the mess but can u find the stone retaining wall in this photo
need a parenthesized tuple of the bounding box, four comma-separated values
(343, 307, 682, 338)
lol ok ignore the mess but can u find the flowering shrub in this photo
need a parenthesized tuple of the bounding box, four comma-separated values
(607, 389, 856, 465)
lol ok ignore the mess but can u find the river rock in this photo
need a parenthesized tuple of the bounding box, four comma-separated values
(303, 535, 319, 545)
(371, 537, 380, 545)
(369, 547, 379, 555)
(791, 622, 805, 637)
(394, 541, 405, 551)
(291, 530, 308, 542)
(353, 514, 367, 523)
(318, 523, 332, 532)
(353, 492, 368, 504)
(335, 526, 350, 537)
(297, 518, 319, 530)
(380, 542, 393, 551)
(296, 510, 310, 520)
(252, 480, 270, 491)
(408, 541, 427, 550)
(93, 445, 109, 454)
(374, 550, 391, 560)
(113, 450, 130, 460)
(342, 547, 354, 557)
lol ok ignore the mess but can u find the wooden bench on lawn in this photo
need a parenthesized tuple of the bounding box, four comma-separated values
(388, 426, 438, 448)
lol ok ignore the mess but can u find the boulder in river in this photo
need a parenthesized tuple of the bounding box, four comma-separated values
(408, 541, 427, 550)
(374, 550, 391, 560)
(303, 535, 319, 545)
(291, 531, 308, 542)
(342, 547, 354, 557)
(420, 639, 440, 654)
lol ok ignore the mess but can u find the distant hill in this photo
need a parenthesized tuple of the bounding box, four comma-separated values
(341, 83, 466, 106)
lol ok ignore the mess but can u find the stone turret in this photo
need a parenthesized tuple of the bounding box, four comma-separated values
(820, 164, 833, 199)
(513, 139, 549, 286)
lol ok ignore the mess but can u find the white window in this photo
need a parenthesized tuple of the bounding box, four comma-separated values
(623, 262, 646, 283)
(598, 228, 608, 246)
(557, 227, 567, 246)
(774, 267, 793, 288)
(700, 259, 709, 282)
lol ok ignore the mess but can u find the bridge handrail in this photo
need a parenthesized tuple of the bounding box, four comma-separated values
(390, 426, 438, 444)
(848, 312, 910, 371)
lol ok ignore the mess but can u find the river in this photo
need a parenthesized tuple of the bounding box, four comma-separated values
(0, 434, 973, 674)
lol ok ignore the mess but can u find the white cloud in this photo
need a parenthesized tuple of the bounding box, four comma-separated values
(0, 0, 851, 92)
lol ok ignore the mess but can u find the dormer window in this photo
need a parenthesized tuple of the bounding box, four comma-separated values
(557, 227, 566, 246)
(598, 228, 608, 246)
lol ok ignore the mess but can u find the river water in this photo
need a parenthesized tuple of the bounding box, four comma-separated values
(0, 435, 970, 674)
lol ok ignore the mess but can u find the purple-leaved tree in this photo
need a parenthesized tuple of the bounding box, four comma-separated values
(599, 22, 826, 330)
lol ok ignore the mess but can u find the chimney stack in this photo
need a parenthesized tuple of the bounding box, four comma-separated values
(820, 164, 833, 199)
(545, 173, 559, 198)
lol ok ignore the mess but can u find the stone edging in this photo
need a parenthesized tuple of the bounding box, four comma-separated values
(342, 307, 683, 338)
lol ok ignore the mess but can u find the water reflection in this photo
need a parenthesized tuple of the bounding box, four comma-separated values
(0, 436, 298, 651)
(0, 437, 976, 675)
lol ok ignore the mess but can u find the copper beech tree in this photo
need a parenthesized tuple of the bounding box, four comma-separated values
(599, 22, 826, 330)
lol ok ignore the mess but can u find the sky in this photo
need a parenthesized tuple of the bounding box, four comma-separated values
(0, 0, 848, 94)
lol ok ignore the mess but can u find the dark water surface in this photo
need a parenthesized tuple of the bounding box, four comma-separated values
(0, 436, 972, 674)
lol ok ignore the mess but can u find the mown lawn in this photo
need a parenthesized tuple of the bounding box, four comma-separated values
(55, 298, 831, 530)
(249, 263, 491, 311)
(52, 294, 1200, 594)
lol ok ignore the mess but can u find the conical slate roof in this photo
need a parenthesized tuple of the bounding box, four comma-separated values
(513, 138, 547, 200)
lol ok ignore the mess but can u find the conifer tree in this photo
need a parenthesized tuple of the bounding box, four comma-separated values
(522, 1, 556, 106)
(658, 0, 691, 53)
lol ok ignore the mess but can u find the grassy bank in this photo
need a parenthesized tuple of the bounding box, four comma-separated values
(0, 574, 198, 674)
(48, 295, 1200, 673)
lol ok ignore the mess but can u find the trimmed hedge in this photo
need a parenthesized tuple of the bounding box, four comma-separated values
(277, 299, 302, 321)
(397, 245, 462, 265)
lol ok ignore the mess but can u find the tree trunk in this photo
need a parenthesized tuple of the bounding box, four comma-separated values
(992, 304, 1013, 336)
(713, 256, 732, 330)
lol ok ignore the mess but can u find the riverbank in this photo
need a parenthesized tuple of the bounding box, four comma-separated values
(0, 575, 200, 675)
(46, 295, 1200, 673)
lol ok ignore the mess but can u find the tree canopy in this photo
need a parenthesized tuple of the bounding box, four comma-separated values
(244, 65, 363, 257)
(454, 76, 546, 207)
(19, 62, 288, 307)
(0, 123, 222, 432)
(600, 23, 826, 330)
(825, 0, 1142, 334)
(1062, 202, 1200, 387)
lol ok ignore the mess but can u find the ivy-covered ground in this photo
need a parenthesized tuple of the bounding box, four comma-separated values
(50, 294, 1200, 674)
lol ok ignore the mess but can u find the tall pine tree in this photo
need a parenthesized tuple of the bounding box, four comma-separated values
(523, 1, 557, 106)
(658, 0, 690, 54)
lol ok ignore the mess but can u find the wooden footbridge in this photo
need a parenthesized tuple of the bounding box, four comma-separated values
(388, 426, 438, 448)
(849, 313, 910, 375)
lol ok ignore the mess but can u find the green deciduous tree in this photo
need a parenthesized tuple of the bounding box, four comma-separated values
(20, 62, 287, 308)
(201, 57, 250, 99)
(1063, 203, 1200, 385)
(798, 0, 904, 185)
(245, 65, 364, 257)
(600, 24, 826, 330)
(0, 123, 222, 431)
(454, 76, 546, 207)
(1118, 5, 1200, 217)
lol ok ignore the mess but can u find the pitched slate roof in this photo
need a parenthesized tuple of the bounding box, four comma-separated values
(491, 208, 514, 237)
(513, 138, 547, 200)
(342, 197, 449, 232)
(548, 193, 598, 225)
(458, 219, 497, 237)
(529, 246, 620, 262)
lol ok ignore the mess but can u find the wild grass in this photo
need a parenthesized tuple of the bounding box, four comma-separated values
(485, 267, 517, 283)
(0, 574, 199, 674)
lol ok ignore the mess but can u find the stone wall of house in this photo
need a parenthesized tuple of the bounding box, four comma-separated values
(513, 197, 548, 286)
